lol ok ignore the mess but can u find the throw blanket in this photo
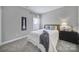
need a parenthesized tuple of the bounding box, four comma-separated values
(40, 30, 49, 52)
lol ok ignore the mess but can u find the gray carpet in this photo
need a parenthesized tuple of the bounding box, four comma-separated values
(0, 37, 79, 52)
(0, 38, 41, 52)
(56, 40, 79, 52)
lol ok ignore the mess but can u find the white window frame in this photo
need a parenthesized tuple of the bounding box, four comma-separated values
(33, 16, 40, 31)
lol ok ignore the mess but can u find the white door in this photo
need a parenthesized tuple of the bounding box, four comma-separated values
(0, 6, 2, 44)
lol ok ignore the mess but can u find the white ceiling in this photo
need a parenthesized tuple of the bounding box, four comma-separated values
(24, 6, 63, 14)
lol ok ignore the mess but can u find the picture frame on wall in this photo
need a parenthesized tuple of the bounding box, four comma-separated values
(21, 17, 27, 31)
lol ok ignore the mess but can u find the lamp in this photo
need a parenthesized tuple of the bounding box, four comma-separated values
(60, 22, 68, 31)
(61, 22, 68, 26)
(60, 22, 72, 31)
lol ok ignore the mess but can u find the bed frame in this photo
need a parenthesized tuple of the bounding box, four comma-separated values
(44, 24, 60, 31)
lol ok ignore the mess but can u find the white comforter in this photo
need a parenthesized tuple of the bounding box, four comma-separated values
(27, 29, 59, 52)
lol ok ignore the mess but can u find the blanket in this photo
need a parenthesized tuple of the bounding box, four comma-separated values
(40, 30, 49, 52)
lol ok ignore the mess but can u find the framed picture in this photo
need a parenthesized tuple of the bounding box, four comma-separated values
(21, 17, 27, 31)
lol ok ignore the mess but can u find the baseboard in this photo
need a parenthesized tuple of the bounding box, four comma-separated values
(0, 35, 28, 46)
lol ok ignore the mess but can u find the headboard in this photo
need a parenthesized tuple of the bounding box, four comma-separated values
(44, 24, 60, 31)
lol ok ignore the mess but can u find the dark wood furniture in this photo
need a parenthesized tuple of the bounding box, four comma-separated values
(59, 31, 79, 44)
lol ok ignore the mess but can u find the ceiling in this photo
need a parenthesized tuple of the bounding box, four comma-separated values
(23, 6, 63, 14)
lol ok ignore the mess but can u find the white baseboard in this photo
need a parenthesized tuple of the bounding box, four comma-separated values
(0, 35, 28, 46)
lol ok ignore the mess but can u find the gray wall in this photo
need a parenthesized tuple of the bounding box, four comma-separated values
(78, 7, 79, 33)
(0, 6, 2, 43)
(41, 6, 78, 31)
(2, 6, 34, 42)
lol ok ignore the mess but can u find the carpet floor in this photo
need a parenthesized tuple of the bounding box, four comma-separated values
(0, 38, 40, 52)
(56, 40, 79, 52)
(0, 38, 79, 52)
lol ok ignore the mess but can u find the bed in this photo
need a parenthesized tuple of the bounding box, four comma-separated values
(27, 24, 59, 52)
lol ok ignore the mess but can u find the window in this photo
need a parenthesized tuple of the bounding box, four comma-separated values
(33, 16, 40, 30)
(33, 17, 39, 25)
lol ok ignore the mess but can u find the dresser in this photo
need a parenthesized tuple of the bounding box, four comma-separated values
(59, 31, 79, 44)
